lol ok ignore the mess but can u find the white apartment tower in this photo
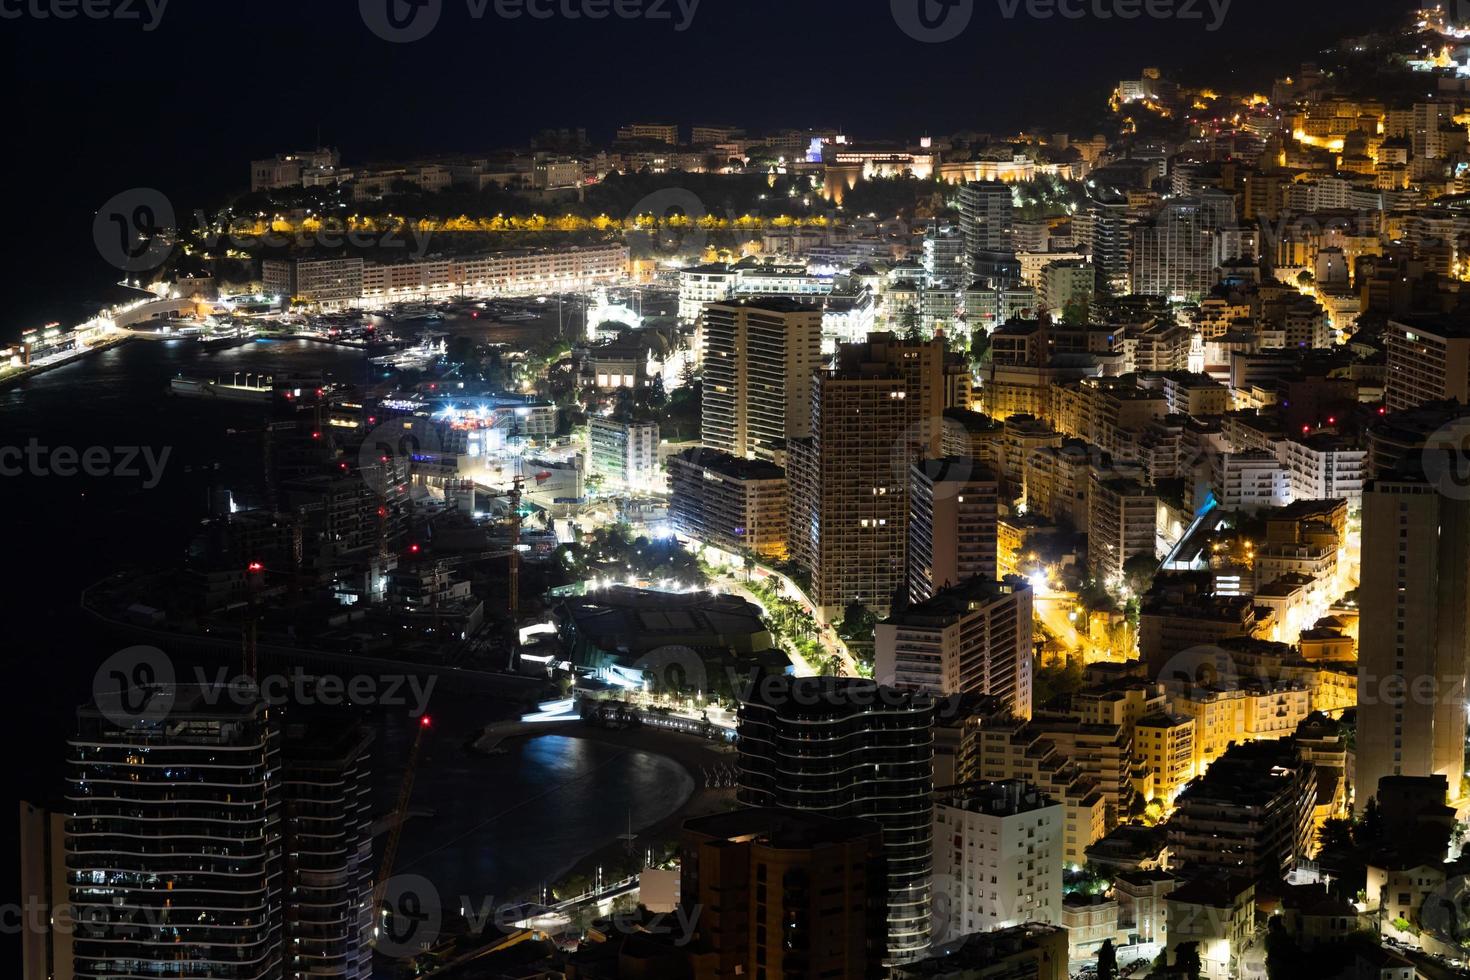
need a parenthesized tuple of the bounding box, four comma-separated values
(875, 575, 1034, 716)
(701, 298, 822, 460)
(932, 781, 1063, 943)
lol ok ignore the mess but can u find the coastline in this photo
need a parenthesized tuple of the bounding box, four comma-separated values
(485, 722, 739, 899)
(0, 333, 134, 391)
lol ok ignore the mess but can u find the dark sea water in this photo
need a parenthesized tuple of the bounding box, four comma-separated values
(0, 337, 692, 944)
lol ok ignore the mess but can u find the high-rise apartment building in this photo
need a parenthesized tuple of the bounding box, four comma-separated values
(737, 676, 935, 964)
(1079, 198, 1133, 296)
(587, 416, 661, 492)
(1134, 711, 1196, 805)
(958, 182, 1014, 257)
(668, 447, 788, 560)
(958, 713, 1108, 865)
(875, 576, 1033, 716)
(66, 686, 286, 980)
(1087, 476, 1158, 586)
(1040, 259, 1096, 315)
(280, 717, 375, 980)
(931, 781, 1063, 943)
(679, 808, 888, 980)
(789, 334, 947, 619)
(906, 457, 999, 604)
(1383, 316, 1470, 413)
(1357, 464, 1470, 812)
(1130, 194, 1237, 302)
(701, 298, 823, 460)
(1167, 738, 1316, 881)
(64, 685, 376, 980)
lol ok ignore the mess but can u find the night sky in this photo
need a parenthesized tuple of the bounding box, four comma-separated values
(0, 0, 1414, 334)
(0, 0, 1434, 961)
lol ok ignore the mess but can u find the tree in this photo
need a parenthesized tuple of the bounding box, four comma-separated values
(1122, 553, 1158, 595)
(1317, 817, 1354, 854)
(1357, 796, 1384, 846)
(648, 373, 668, 409)
(1264, 915, 1304, 980)
(1061, 298, 1090, 325)
(899, 304, 922, 341)
(970, 327, 992, 369)
(1174, 941, 1202, 980)
(1097, 938, 1117, 980)
(836, 600, 877, 644)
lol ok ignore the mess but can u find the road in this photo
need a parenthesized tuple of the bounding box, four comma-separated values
(1032, 587, 1116, 663)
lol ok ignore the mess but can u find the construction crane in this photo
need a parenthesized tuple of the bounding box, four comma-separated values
(476, 475, 524, 623)
(243, 561, 265, 681)
(508, 475, 522, 623)
(374, 714, 433, 940)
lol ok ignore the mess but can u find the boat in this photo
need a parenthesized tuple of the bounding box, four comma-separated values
(198, 334, 252, 352)
(169, 375, 274, 404)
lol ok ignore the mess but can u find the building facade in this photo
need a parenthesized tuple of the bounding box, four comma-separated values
(875, 576, 1033, 716)
(931, 781, 1063, 942)
(906, 457, 1000, 605)
(738, 677, 935, 964)
(701, 298, 822, 460)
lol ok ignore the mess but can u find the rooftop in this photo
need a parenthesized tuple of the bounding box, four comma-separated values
(883, 575, 1029, 628)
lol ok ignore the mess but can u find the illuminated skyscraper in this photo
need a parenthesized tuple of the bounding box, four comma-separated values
(737, 676, 935, 965)
(789, 334, 947, 620)
(1357, 460, 1470, 812)
(701, 297, 822, 460)
(66, 686, 285, 980)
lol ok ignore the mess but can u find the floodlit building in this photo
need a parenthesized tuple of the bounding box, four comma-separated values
(932, 781, 1063, 942)
(875, 575, 1033, 713)
(701, 298, 822, 460)
(586, 416, 661, 492)
(667, 448, 788, 560)
(1164, 875, 1256, 980)
(1134, 711, 1196, 804)
(906, 458, 999, 604)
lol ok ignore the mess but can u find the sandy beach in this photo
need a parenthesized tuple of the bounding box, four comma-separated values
(485, 720, 741, 894)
